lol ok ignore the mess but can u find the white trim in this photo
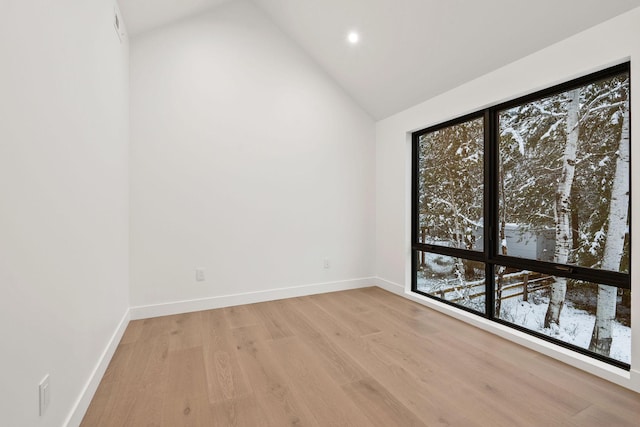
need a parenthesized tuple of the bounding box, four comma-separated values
(130, 277, 376, 320)
(63, 274, 637, 427)
(374, 277, 405, 296)
(631, 369, 640, 393)
(64, 309, 130, 427)
(387, 283, 637, 392)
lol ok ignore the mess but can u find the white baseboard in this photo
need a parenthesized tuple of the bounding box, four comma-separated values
(60, 275, 639, 427)
(630, 369, 640, 393)
(382, 281, 637, 393)
(374, 277, 405, 296)
(64, 310, 130, 427)
(130, 277, 376, 320)
(63, 278, 374, 424)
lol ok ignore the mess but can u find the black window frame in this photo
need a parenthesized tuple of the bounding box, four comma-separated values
(411, 62, 631, 370)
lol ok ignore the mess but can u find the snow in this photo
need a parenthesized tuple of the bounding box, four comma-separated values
(417, 266, 630, 364)
(589, 228, 605, 256)
(500, 296, 630, 364)
(415, 74, 631, 365)
(539, 118, 563, 142)
(611, 112, 620, 125)
(502, 127, 526, 155)
(516, 177, 536, 192)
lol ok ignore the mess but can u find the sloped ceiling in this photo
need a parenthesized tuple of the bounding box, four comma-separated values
(119, 0, 234, 36)
(119, 0, 640, 119)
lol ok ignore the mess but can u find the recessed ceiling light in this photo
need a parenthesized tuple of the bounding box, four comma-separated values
(347, 31, 359, 44)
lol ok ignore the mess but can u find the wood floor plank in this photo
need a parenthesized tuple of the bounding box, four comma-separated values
(117, 334, 170, 388)
(367, 329, 579, 426)
(526, 351, 640, 413)
(210, 395, 269, 427)
(277, 298, 368, 385)
(435, 330, 591, 419)
(138, 334, 171, 391)
(161, 396, 210, 427)
(230, 325, 318, 426)
(82, 382, 140, 427)
(224, 304, 261, 329)
(122, 385, 163, 427)
(344, 288, 441, 336)
(204, 345, 248, 403)
(168, 311, 204, 351)
(342, 377, 427, 427)
(100, 343, 134, 385)
(119, 319, 144, 345)
(356, 287, 430, 318)
(139, 315, 173, 341)
(78, 381, 121, 427)
(288, 296, 390, 371)
(267, 336, 372, 426)
(288, 296, 475, 426)
(82, 288, 640, 427)
(308, 292, 381, 336)
(165, 347, 208, 399)
(249, 300, 294, 340)
(201, 309, 251, 403)
(570, 403, 640, 427)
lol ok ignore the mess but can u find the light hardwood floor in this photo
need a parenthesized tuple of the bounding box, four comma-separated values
(81, 287, 640, 426)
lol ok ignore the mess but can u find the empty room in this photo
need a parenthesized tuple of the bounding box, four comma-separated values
(2, 0, 640, 426)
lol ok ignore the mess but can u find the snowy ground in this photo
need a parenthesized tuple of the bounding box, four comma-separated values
(499, 295, 630, 364)
(417, 264, 631, 364)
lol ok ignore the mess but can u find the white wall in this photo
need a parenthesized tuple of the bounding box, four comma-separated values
(0, 1, 130, 426)
(375, 7, 640, 391)
(129, 0, 375, 314)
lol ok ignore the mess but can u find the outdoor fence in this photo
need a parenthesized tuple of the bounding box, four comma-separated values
(433, 271, 554, 304)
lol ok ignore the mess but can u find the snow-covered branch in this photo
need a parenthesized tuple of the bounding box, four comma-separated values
(531, 102, 564, 118)
(501, 127, 525, 155)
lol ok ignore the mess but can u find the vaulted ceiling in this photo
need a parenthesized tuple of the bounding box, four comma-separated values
(119, 0, 640, 119)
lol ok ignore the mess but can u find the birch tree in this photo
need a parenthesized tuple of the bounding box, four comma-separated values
(572, 77, 630, 270)
(544, 88, 580, 328)
(589, 101, 629, 355)
(499, 75, 628, 331)
(495, 154, 509, 317)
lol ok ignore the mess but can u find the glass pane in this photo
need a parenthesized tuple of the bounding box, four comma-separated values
(495, 266, 630, 364)
(416, 252, 485, 312)
(418, 117, 484, 251)
(498, 72, 630, 272)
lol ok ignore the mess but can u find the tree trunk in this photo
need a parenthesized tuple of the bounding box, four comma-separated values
(444, 187, 469, 293)
(621, 288, 631, 307)
(571, 192, 580, 254)
(496, 156, 508, 317)
(544, 89, 579, 328)
(589, 103, 629, 356)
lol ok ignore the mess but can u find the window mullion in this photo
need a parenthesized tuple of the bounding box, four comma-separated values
(485, 109, 496, 319)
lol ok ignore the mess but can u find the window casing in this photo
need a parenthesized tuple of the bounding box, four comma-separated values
(411, 63, 631, 368)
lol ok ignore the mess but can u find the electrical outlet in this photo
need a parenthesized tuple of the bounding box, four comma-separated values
(39, 375, 50, 416)
(196, 268, 205, 282)
(323, 258, 330, 269)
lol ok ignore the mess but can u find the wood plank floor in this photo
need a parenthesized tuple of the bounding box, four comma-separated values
(81, 287, 640, 426)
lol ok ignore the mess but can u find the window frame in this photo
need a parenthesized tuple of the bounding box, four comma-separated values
(411, 62, 631, 369)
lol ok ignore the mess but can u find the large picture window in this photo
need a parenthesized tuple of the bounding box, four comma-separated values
(412, 63, 631, 368)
